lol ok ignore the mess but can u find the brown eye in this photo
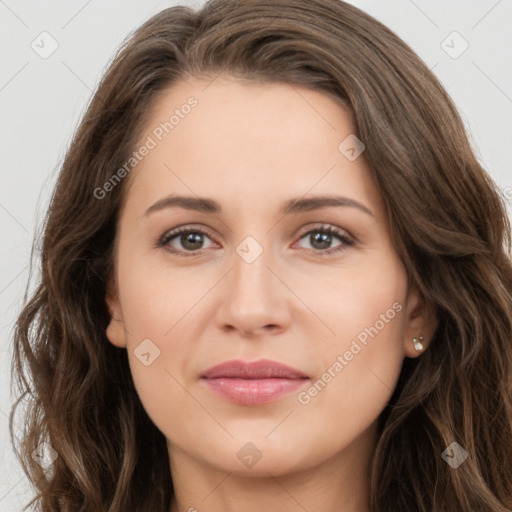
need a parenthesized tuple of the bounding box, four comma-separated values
(158, 226, 217, 256)
(295, 225, 354, 256)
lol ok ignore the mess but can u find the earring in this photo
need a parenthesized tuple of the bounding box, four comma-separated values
(413, 336, 424, 351)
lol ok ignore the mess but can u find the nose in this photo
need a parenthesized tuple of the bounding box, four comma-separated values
(214, 240, 292, 338)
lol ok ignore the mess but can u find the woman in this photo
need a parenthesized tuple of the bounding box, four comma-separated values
(10, 0, 512, 510)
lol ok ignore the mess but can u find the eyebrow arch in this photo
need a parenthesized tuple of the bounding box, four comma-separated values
(144, 194, 374, 218)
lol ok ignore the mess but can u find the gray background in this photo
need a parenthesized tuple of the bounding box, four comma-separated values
(1, 0, 511, 509)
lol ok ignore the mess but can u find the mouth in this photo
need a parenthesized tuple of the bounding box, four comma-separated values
(200, 359, 310, 405)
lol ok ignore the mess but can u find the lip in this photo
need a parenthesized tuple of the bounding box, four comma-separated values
(200, 359, 310, 405)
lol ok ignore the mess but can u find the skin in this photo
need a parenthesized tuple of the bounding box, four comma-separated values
(105, 74, 437, 512)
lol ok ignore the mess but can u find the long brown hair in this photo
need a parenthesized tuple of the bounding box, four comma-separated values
(10, 0, 512, 510)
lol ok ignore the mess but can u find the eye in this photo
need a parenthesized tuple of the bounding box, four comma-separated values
(293, 224, 354, 256)
(157, 225, 217, 256)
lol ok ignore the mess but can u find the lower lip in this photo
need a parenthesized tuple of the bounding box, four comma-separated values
(201, 377, 308, 405)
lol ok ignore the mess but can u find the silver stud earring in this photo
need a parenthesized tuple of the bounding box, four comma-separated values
(413, 336, 424, 351)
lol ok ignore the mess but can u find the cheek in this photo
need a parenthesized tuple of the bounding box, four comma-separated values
(302, 259, 406, 412)
(118, 251, 209, 338)
(314, 252, 406, 345)
(115, 256, 200, 419)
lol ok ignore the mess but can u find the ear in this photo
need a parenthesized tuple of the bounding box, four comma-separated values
(105, 275, 127, 348)
(402, 282, 438, 358)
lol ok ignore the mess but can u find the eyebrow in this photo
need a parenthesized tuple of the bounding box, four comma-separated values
(144, 194, 374, 218)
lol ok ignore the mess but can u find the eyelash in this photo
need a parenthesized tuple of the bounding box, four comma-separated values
(156, 223, 355, 258)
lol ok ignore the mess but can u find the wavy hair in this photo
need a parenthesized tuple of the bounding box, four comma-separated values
(10, 0, 512, 510)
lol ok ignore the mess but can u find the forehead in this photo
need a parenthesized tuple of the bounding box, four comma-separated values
(121, 75, 384, 221)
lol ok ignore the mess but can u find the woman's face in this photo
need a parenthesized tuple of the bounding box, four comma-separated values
(106, 75, 430, 478)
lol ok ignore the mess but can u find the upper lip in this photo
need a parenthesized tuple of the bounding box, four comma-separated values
(201, 359, 309, 379)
